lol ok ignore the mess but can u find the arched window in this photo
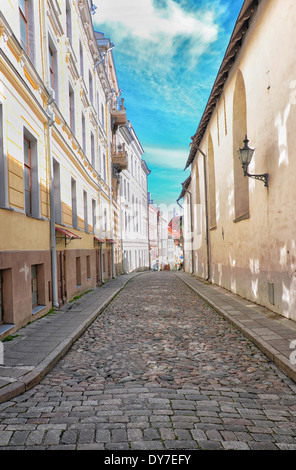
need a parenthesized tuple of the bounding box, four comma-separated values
(233, 69, 249, 220)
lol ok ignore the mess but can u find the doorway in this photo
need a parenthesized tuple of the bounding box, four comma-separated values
(57, 251, 66, 305)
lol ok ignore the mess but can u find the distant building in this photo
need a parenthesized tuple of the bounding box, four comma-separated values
(119, 124, 151, 273)
(168, 216, 183, 270)
(179, 0, 296, 320)
(148, 197, 159, 270)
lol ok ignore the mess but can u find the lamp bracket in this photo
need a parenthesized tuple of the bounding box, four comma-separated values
(245, 172, 269, 187)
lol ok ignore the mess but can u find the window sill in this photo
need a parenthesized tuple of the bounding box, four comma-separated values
(0, 323, 15, 336)
(32, 305, 46, 316)
(233, 212, 250, 223)
(26, 214, 45, 222)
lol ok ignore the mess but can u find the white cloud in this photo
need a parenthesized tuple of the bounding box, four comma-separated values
(95, 0, 217, 41)
(144, 145, 189, 170)
(94, 0, 219, 69)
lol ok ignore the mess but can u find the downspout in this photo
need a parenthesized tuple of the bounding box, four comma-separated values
(47, 115, 59, 308)
(182, 189, 194, 275)
(148, 202, 151, 270)
(196, 146, 210, 282)
(41, 0, 59, 307)
(111, 242, 115, 278)
(100, 243, 104, 284)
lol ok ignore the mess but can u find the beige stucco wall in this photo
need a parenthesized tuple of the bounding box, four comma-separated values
(186, 0, 296, 320)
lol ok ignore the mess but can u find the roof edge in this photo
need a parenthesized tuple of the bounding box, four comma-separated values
(184, 0, 260, 169)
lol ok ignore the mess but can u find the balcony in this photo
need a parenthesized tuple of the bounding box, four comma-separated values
(111, 98, 127, 128)
(111, 143, 128, 171)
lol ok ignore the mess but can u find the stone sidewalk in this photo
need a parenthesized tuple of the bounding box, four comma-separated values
(176, 272, 296, 385)
(0, 273, 141, 404)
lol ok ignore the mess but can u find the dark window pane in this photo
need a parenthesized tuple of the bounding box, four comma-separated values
(20, 15, 28, 50)
(24, 138, 30, 165)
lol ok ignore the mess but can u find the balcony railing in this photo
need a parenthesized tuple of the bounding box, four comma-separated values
(111, 98, 127, 128)
(111, 143, 128, 171)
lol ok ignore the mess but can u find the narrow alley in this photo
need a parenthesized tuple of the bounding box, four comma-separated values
(0, 271, 296, 451)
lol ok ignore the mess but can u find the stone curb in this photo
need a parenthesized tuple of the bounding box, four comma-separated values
(175, 272, 296, 384)
(0, 274, 138, 404)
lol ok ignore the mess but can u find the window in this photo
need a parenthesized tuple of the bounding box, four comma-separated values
(69, 84, 75, 133)
(91, 132, 95, 167)
(101, 104, 104, 129)
(103, 153, 107, 182)
(53, 159, 62, 224)
(86, 255, 91, 279)
(97, 93, 100, 119)
(49, 46, 55, 90)
(92, 198, 96, 233)
(0, 269, 12, 325)
(31, 265, 38, 307)
(48, 38, 58, 104)
(31, 264, 45, 312)
(19, 0, 29, 53)
(104, 208, 107, 233)
(83, 190, 88, 232)
(24, 136, 32, 215)
(98, 145, 102, 175)
(89, 71, 93, 105)
(76, 257, 81, 286)
(24, 130, 40, 218)
(79, 41, 84, 78)
(66, 0, 72, 42)
(233, 69, 249, 220)
(24, 130, 39, 217)
(71, 178, 77, 228)
(19, 0, 35, 63)
(81, 113, 86, 152)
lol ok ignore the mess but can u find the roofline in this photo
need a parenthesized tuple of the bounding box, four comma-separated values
(184, 0, 260, 170)
(177, 175, 191, 202)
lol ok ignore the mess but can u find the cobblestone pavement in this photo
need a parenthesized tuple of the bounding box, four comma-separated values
(1, 271, 296, 450)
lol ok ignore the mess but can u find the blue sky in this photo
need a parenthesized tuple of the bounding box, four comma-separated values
(93, 0, 244, 208)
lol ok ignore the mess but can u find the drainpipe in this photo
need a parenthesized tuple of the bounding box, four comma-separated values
(100, 242, 104, 284)
(111, 242, 115, 278)
(196, 146, 210, 282)
(47, 114, 59, 308)
(40, 0, 59, 307)
(182, 189, 194, 275)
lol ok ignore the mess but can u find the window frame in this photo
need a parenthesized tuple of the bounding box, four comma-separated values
(19, 0, 29, 54)
(24, 136, 32, 216)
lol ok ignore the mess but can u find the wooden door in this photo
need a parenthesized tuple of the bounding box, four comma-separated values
(96, 249, 101, 286)
(57, 251, 66, 305)
(0, 271, 3, 325)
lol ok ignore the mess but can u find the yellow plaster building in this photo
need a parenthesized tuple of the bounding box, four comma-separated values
(180, 0, 296, 321)
(0, 0, 132, 336)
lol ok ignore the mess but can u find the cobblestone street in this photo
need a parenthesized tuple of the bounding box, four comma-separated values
(1, 271, 296, 450)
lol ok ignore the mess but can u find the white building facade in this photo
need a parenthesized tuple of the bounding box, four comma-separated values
(119, 124, 150, 273)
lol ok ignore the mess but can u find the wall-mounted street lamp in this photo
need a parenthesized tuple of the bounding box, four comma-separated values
(238, 135, 268, 187)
